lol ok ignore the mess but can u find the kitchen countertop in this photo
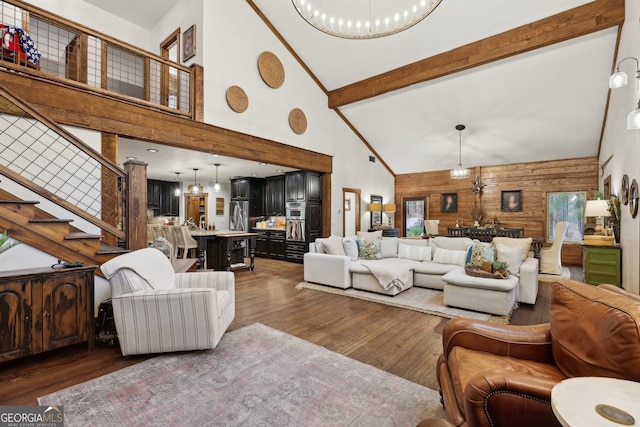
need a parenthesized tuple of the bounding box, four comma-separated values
(191, 230, 258, 237)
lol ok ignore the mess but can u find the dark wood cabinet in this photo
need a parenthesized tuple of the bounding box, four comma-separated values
(147, 179, 179, 216)
(231, 178, 265, 217)
(254, 229, 286, 260)
(285, 171, 321, 202)
(307, 202, 322, 244)
(265, 175, 285, 215)
(0, 266, 95, 362)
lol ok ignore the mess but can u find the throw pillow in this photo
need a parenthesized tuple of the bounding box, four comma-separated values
(492, 237, 532, 262)
(469, 242, 495, 267)
(379, 237, 399, 258)
(432, 248, 467, 266)
(359, 238, 382, 260)
(495, 243, 523, 275)
(357, 230, 383, 243)
(321, 235, 346, 256)
(342, 238, 359, 261)
(398, 242, 432, 262)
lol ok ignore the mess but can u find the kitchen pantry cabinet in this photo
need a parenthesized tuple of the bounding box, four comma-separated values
(265, 175, 285, 216)
(0, 265, 96, 362)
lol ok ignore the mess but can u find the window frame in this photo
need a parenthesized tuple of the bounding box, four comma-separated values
(546, 191, 586, 243)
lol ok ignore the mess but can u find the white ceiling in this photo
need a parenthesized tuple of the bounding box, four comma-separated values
(83, 0, 178, 30)
(105, 0, 618, 178)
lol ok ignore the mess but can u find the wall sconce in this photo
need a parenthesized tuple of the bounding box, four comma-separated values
(609, 57, 640, 130)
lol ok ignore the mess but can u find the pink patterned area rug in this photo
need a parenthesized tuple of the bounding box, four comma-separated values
(39, 323, 445, 426)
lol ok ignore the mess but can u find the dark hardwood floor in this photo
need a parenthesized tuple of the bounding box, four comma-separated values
(0, 258, 559, 405)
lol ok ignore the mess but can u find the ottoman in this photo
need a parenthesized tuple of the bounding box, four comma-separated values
(441, 269, 518, 316)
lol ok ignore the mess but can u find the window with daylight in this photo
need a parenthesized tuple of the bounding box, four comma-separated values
(546, 191, 586, 242)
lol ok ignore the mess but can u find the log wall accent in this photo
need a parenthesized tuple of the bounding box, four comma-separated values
(395, 157, 599, 265)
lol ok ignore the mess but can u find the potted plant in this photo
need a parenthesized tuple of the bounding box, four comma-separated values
(0, 230, 21, 255)
(492, 261, 510, 279)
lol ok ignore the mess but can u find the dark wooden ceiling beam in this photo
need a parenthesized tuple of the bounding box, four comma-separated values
(0, 71, 332, 174)
(328, 0, 625, 108)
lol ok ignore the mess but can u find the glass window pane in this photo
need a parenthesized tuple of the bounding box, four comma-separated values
(405, 199, 425, 237)
(546, 191, 585, 242)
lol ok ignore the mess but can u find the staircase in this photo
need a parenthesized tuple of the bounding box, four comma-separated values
(0, 187, 128, 273)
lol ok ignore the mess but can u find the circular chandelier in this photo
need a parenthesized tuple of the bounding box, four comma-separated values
(292, 0, 443, 39)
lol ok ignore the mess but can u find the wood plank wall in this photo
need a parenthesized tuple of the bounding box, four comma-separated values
(394, 157, 599, 265)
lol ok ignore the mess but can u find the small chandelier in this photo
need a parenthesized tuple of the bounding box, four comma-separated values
(188, 168, 202, 194)
(213, 163, 221, 192)
(450, 124, 470, 180)
(292, 0, 443, 40)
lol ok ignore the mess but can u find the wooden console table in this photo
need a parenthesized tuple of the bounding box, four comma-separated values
(0, 265, 96, 362)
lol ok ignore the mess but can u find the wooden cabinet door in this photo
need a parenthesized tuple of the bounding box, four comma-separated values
(42, 274, 88, 352)
(0, 280, 32, 361)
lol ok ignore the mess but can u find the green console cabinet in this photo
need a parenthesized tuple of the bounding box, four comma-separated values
(583, 245, 621, 287)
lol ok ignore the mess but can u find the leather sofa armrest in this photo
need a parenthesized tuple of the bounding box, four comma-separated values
(463, 372, 563, 427)
(416, 419, 456, 427)
(442, 318, 554, 364)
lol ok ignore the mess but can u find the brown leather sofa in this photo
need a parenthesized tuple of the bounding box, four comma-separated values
(418, 280, 640, 427)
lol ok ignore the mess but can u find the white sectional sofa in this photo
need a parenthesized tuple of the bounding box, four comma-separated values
(303, 235, 539, 308)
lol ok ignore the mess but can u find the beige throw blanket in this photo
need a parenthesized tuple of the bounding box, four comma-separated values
(358, 260, 412, 292)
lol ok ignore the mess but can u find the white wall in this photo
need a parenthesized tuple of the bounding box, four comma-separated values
(599, 0, 640, 293)
(199, 0, 395, 236)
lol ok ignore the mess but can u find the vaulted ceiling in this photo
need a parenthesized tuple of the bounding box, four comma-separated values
(97, 0, 624, 177)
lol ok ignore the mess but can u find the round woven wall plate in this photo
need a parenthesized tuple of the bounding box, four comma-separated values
(226, 86, 249, 113)
(258, 51, 285, 88)
(289, 108, 307, 134)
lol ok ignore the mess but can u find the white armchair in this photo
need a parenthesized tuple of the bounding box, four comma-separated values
(100, 247, 235, 356)
(540, 221, 568, 274)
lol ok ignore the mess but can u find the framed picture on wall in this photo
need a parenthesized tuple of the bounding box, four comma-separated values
(441, 193, 457, 213)
(501, 190, 522, 212)
(182, 25, 196, 62)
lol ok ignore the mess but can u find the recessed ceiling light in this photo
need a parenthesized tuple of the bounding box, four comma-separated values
(259, 162, 267, 166)
(147, 148, 158, 153)
(251, 173, 258, 176)
(211, 154, 219, 157)
(276, 169, 284, 173)
(126, 156, 137, 160)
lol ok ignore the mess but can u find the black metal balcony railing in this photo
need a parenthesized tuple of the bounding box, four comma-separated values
(0, 0, 193, 117)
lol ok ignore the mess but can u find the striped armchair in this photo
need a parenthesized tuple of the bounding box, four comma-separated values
(100, 248, 235, 356)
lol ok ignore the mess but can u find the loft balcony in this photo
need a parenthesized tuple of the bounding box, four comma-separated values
(0, 0, 202, 120)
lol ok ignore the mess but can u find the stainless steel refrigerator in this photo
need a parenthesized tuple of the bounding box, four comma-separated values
(229, 200, 249, 232)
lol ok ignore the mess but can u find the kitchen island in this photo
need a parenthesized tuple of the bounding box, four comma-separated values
(191, 230, 258, 271)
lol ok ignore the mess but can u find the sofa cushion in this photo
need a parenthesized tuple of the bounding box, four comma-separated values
(321, 234, 346, 256)
(433, 248, 467, 267)
(413, 262, 460, 275)
(359, 238, 382, 260)
(357, 230, 383, 243)
(495, 243, 523, 275)
(342, 238, 359, 261)
(398, 242, 432, 262)
(430, 236, 473, 251)
(349, 257, 421, 274)
(442, 268, 518, 291)
(492, 237, 532, 262)
(380, 237, 399, 258)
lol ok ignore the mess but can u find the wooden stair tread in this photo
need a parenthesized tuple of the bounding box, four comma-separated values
(97, 243, 130, 255)
(29, 218, 73, 224)
(0, 200, 40, 205)
(65, 232, 102, 240)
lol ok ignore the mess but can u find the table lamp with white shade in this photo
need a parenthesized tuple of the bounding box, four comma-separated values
(584, 199, 610, 236)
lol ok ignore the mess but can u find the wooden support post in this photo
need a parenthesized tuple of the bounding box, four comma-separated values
(101, 133, 119, 246)
(191, 64, 204, 122)
(124, 160, 148, 250)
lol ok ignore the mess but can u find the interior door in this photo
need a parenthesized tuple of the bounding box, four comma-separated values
(342, 188, 361, 236)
